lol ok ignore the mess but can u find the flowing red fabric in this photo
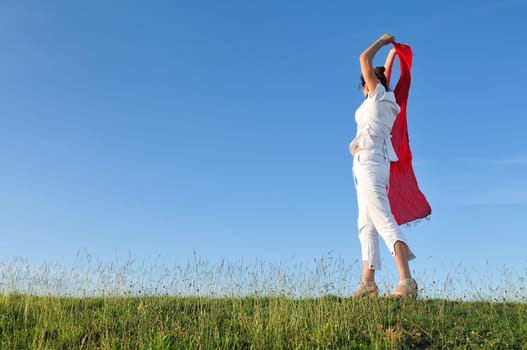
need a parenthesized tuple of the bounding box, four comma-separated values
(388, 42, 431, 225)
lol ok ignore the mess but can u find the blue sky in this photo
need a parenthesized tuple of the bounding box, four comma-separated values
(1, 0, 526, 294)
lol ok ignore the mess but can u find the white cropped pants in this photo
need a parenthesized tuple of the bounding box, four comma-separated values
(352, 149, 416, 270)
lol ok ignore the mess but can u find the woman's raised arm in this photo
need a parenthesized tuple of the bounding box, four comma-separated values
(359, 34, 395, 94)
(384, 47, 397, 87)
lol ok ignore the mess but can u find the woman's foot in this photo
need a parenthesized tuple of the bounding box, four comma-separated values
(388, 279, 418, 299)
(352, 280, 379, 298)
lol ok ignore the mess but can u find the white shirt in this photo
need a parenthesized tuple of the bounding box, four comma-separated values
(349, 83, 400, 161)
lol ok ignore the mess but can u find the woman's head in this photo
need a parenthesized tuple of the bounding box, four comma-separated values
(361, 66, 389, 95)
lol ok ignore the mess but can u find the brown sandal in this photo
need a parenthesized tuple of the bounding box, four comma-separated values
(387, 279, 418, 299)
(352, 280, 379, 298)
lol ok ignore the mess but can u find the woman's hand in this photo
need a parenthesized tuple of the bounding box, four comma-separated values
(379, 34, 395, 45)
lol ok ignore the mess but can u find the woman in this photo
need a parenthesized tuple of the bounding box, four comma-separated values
(349, 34, 417, 298)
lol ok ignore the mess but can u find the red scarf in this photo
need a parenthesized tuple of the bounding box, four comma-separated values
(388, 42, 432, 225)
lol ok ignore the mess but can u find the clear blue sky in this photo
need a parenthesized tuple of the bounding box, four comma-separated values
(1, 0, 526, 294)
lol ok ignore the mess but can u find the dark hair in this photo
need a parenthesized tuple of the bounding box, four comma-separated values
(361, 66, 389, 91)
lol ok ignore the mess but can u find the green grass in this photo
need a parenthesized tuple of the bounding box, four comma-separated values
(1, 254, 526, 349)
(1, 294, 527, 349)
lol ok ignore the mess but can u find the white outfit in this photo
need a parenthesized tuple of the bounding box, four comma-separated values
(350, 84, 415, 270)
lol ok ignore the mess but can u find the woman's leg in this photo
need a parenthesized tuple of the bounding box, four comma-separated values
(352, 260, 379, 298)
(353, 155, 381, 297)
(355, 155, 383, 272)
(359, 176, 416, 267)
(354, 152, 417, 296)
(393, 241, 411, 280)
(361, 260, 375, 281)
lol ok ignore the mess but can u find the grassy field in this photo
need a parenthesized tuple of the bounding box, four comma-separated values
(1, 255, 526, 349)
(1, 294, 527, 349)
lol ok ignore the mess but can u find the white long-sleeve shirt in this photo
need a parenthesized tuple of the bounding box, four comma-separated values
(349, 83, 400, 161)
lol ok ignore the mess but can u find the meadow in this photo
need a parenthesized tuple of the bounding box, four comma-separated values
(1, 254, 526, 349)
